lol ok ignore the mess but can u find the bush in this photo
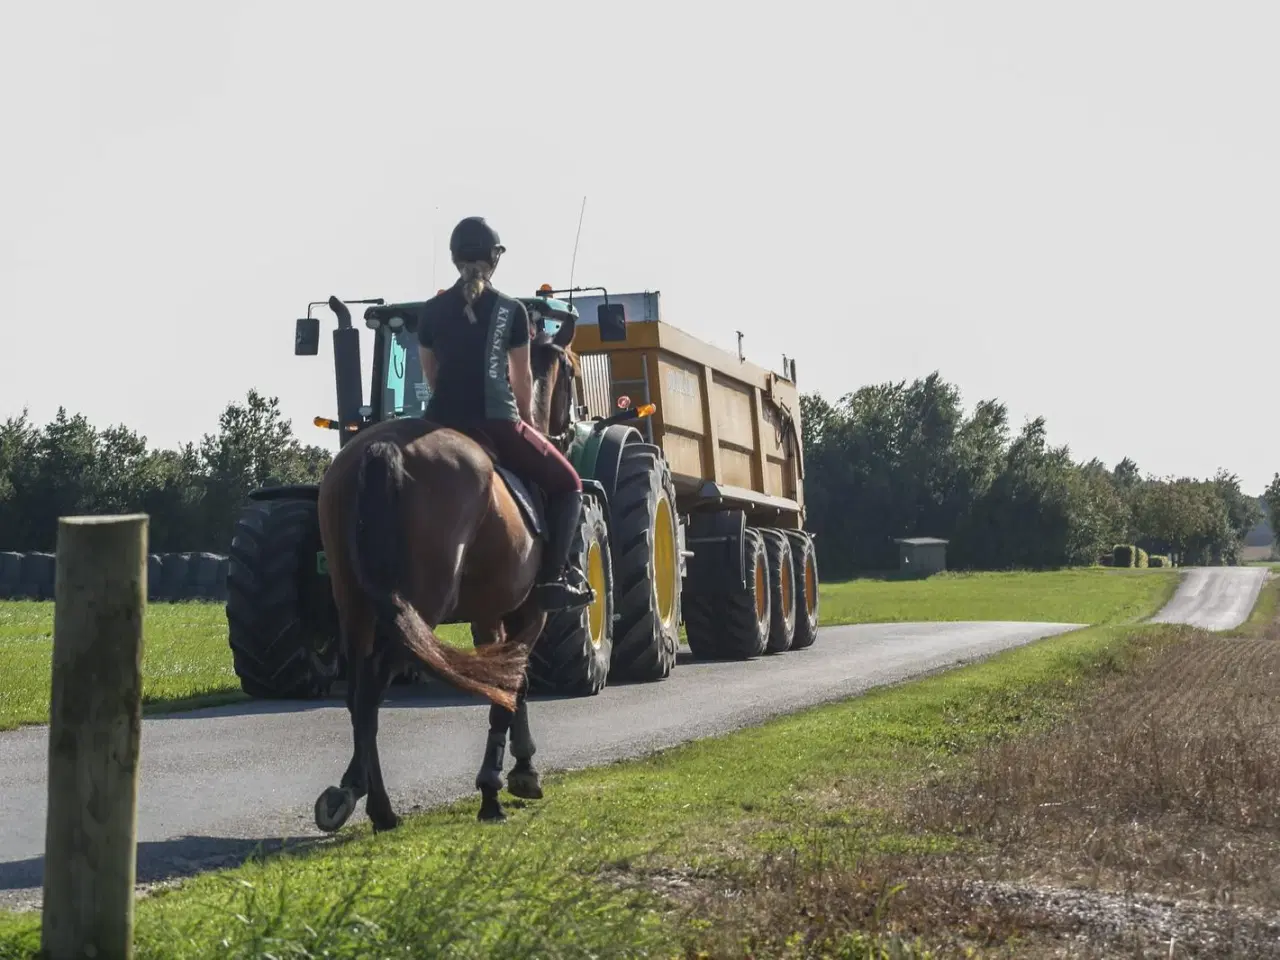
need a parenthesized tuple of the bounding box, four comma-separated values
(1136, 547, 1150, 568)
(1112, 544, 1136, 568)
(1149, 555, 1171, 568)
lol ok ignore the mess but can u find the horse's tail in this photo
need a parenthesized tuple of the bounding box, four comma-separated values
(349, 440, 528, 712)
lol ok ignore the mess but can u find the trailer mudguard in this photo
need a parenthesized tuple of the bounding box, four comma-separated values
(682, 508, 748, 594)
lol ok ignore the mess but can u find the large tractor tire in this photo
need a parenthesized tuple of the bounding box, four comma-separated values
(226, 498, 341, 699)
(684, 526, 771, 661)
(605, 443, 681, 683)
(785, 530, 820, 649)
(527, 496, 615, 696)
(759, 528, 797, 654)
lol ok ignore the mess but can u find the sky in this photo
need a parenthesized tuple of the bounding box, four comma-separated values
(1, 1, 1276, 492)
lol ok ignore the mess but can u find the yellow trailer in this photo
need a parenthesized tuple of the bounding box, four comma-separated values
(548, 288, 820, 671)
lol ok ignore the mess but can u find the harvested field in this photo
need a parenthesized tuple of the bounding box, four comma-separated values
(676, 589, 1280, 957)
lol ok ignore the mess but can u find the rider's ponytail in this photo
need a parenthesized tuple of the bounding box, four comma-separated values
(458, 261, 494, 323)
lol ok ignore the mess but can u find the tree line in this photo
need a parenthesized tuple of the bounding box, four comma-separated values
(0, 379, 1274, 574)
(0, 391, 331, 554)
(800, 373, 1273, 579)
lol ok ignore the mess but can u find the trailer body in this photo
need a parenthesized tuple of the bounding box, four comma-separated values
(564, 291, 807, 530)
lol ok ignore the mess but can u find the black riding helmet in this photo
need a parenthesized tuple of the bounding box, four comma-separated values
(449, 216, 506, 264)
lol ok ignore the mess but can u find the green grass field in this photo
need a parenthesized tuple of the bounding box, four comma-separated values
(0, 567, 1178, 732)
(0, 605, 1190, 957)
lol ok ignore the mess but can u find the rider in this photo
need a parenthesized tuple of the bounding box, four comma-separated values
(416, 216, 594, 612)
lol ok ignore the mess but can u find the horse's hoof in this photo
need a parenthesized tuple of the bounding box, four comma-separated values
(478, 789, 507, 823)
(506, 768, 544, 801)
(370, 811, 401, 833)
(314, 786, 356, 833)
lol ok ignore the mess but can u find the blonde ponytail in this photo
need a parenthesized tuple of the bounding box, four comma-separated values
(457, 260, 494, 323)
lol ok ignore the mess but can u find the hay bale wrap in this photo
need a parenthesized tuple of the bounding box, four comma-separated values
(158, 553, 191, 600)
(23, 552, 57, 599)
(0, 552, 23, 592)
(1136, 548, 1150, 568)
(1112, 544, 1136, 568)
(147, 555, 163, 600)
(213, 556, 230, 601)
(189, 552, 223, 598)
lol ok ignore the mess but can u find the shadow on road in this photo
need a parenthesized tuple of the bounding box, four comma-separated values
(0, 833, 329, 895)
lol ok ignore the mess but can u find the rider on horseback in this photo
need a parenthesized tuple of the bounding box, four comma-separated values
(416, 216, 595, 612)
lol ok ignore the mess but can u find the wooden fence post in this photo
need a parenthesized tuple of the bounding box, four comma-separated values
(41, 514, 148, 960)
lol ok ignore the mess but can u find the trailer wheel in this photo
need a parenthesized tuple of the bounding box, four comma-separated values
(226, 499, 341, 699)
(759, 529, 797, 653)
(684, 527, 771, 661)
(606, 444, 680, 682)
(784, 530, 820, 649)
(527, 496, 614, 696)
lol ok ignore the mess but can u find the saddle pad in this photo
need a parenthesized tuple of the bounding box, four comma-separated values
(494, 465, 546, 538)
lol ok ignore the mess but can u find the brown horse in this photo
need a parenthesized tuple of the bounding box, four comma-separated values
(313, 314, 580, 832)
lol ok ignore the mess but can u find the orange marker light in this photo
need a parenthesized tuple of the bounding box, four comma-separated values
(539, 283, 553, 293)
(635, 403, 657, 418)
(314, 416, 335, 429)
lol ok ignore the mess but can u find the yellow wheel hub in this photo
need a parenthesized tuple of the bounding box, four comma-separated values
(586, 539, 607, 649)
(654, 495, 678, 629)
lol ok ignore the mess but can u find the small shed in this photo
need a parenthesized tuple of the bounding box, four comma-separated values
(894, 537, 949, 577)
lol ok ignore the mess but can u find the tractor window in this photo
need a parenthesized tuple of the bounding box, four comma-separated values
(379, 330, 430, 418)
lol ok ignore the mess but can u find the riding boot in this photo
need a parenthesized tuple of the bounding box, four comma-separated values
(535, 490, 596, 611)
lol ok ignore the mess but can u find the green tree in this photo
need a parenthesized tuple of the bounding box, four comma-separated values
(1264, 473, 1280, 555)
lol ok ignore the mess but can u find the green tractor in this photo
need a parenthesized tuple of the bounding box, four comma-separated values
(225, 291, 683, 700)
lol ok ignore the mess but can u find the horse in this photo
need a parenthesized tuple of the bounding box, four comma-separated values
(312, 311, 581, 832)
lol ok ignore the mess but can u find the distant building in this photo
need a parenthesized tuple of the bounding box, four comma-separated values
(894, 537, 949, 577)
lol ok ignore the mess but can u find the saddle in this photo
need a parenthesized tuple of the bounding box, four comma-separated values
(456, 429, 547, 540)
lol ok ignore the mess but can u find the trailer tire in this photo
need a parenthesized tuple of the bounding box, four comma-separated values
(226, 499, 341, 699)
(760, 529, 797, 653)
(784, 530, 820, 649)
(605, 444, 680, 682)
(684, 527, 771, 661)
(527, 496, 614, 696)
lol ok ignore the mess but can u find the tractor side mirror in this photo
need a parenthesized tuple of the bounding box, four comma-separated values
(295, 316, 320, 356)
(597, 302, 627, 342)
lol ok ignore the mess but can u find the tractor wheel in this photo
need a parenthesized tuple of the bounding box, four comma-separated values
(226, 498, 341, 699)
(527, 496, 614, 696)
(785, 530, 820, 649)
(760, 529, 797, 653)
(605, 443, 681, 683)
(684, 526, 771, 661)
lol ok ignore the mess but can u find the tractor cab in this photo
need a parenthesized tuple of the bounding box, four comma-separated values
(293, 288, 626, 444)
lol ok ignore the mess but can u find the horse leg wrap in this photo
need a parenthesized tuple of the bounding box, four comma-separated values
(510, 702, 536, 762)
(475, 732, 506, 793)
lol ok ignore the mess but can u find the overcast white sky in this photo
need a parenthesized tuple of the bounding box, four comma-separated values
(1, 1, 1275, 492)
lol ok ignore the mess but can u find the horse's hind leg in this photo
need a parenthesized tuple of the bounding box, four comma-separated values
(316, 605, 386, 833)
(472, 620, 511, 822)
(357, 632, 400, 832)
(504, 602, 546, 801)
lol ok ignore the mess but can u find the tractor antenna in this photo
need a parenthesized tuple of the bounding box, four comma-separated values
(568, 195, 587, 291)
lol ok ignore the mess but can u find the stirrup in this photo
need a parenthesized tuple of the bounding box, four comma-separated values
(536, 575, 596, 612)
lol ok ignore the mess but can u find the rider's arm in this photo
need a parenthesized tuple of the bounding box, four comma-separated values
(419, 346, 439, 392)
(417, 306, 439, 392)
(509, 344, 534, 425)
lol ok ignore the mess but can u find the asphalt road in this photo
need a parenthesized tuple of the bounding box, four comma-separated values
(1147, 565, 1268, 631)
(0, 565, 1266, 910)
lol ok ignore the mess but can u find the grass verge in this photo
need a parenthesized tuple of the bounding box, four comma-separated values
(0, 568, 1178, 732)
(0, 609, 1210, 957)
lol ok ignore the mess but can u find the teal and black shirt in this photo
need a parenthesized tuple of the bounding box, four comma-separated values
(417, 281, 530, 424)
